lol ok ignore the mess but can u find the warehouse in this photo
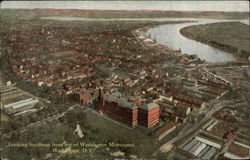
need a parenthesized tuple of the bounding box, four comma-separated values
(155, 121, 177, 140)
(202, 147, 216, 159)
(4, 98, 39, 114)
(1, 82, 39, 115)
(195, 136, 222, 149)
(180, 136, 218, 159)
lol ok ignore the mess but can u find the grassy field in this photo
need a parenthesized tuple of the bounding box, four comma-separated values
(84, 110, 159, 156)
(1, 107, 165, 159)
(180, 22, 250, 60)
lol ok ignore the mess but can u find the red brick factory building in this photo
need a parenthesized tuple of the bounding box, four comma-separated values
(96, 88, 160, 128)
(138, 103, 160, 128)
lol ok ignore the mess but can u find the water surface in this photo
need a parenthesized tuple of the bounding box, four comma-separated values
(42, 17, 249, 62)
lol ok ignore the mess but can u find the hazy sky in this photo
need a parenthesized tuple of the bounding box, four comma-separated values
(1, 1, 249, 12)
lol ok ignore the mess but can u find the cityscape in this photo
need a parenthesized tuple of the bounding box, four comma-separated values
(0, 1, 250, 160)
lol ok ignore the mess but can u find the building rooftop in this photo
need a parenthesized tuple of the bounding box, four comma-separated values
(155, 121, 176, 136)
(105, 92, 137, 109)
(139, 102, 159, 111)
(245, 68, 250, 77)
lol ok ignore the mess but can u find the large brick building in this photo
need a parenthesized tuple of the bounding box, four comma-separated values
(138, 103, 160, 128)
(96, 88, 159, 128)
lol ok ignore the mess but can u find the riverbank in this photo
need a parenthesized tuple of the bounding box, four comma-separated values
(180, 22, 250, 62)
(134, 25, 205, 65)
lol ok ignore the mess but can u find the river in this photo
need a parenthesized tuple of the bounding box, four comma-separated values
(147, 18, 249, 62)
(41, 17, 249, 62)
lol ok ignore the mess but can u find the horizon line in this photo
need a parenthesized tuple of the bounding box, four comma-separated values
(2, 8, 250, 13)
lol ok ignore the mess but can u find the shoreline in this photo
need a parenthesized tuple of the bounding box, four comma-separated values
(179, 24, 250, 63)
(137, 24, 249, 65)
(133, 25, 207, 65)
(134, 24, 250, 66)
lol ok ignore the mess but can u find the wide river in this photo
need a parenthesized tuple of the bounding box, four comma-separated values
(42, 17, 249, 62)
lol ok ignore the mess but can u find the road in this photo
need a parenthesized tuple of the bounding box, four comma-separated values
(223, 129, 241, 152)
(214, 129, 241, 160)
(155, 101, 225, 154)
(132, 30, 147, 49)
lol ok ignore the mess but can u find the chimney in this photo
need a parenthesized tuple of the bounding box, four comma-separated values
(97, 87, 104, 113)
(134, 98, 141, 106)
(98, 87, 104, 99)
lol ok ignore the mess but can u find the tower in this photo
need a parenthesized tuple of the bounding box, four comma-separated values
(97, 88, 105, 113)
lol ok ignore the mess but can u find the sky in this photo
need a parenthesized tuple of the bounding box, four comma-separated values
(1, 1, 249, 12)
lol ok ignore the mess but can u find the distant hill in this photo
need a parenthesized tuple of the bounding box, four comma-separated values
(1, 9, 249, 19)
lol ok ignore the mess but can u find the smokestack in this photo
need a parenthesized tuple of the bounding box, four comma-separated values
(97, 87, 105, 113)
(98, 87, 104, 99)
